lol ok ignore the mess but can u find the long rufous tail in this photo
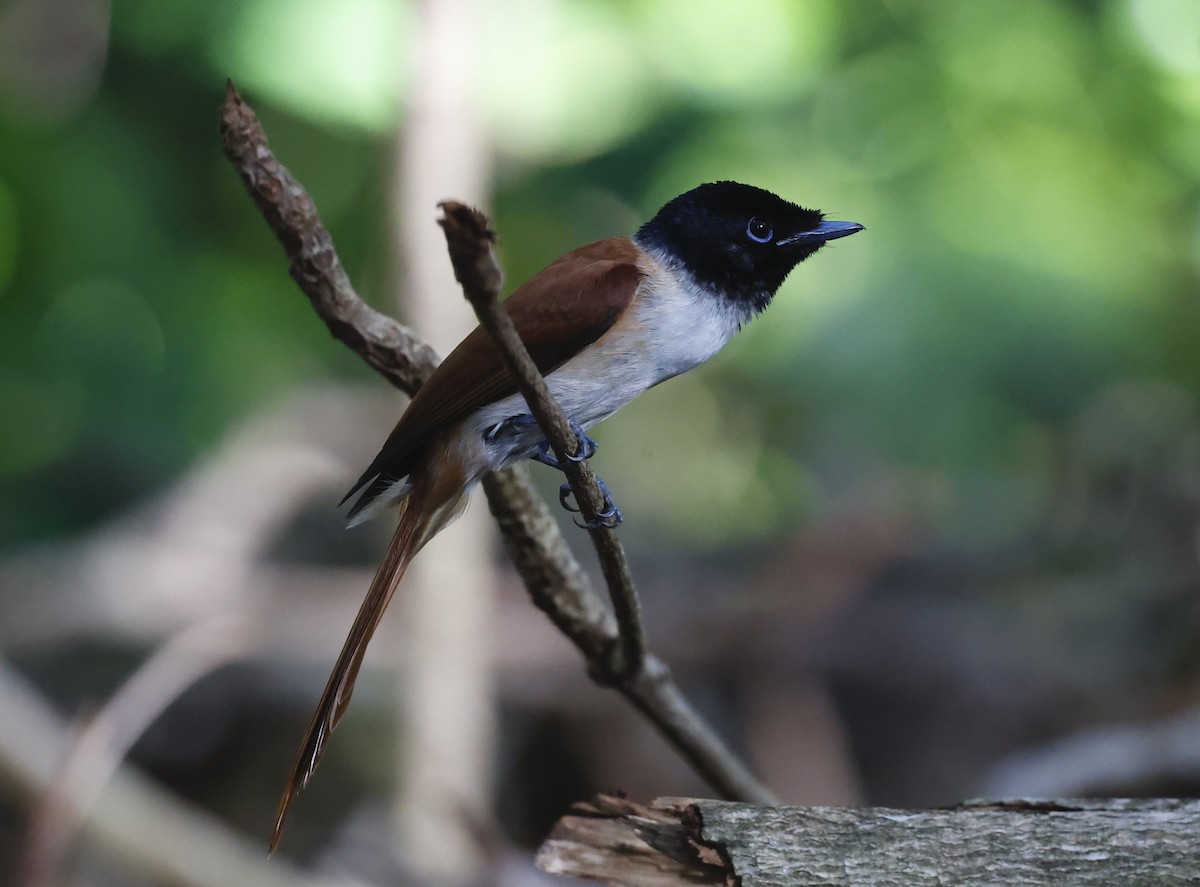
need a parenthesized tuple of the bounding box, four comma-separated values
(269, 470, 463, 853)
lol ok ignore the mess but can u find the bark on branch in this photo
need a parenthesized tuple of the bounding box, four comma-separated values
(537, 794, 1200, 887)
(436, 201, 646, 680)
(218, 80, 439, 393)
(218, 82, 774, 808)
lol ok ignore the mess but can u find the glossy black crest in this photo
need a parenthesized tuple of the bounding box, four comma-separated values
(634, 181, 831, 313)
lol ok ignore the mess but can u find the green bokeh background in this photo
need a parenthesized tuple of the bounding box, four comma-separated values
(6, 0, 1200, 550)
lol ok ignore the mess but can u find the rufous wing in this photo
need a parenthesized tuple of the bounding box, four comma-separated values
(343, 237, 645, 518)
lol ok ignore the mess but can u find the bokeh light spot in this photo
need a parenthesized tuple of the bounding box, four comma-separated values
(212, 0, 410, 132)
(481, 0, 651, 162)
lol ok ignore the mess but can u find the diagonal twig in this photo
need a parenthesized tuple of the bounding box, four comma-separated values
(218, 79, 439, 393)
(219, 81, 775, 808)
(436, 202, 646, 680)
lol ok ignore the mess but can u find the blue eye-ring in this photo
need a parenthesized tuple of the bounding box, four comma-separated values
(747, 217, 773, 243)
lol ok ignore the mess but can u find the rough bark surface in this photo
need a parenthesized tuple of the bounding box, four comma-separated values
(537, 795, 1200, 887)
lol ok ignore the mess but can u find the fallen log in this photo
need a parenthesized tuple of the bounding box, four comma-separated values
(536, 794, 1200, 886)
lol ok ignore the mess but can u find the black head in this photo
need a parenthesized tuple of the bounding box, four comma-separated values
(634, 181, 863, 314)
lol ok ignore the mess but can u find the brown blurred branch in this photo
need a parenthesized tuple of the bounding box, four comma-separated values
(983, 706, 1200, 798)
(538, 795, 1200, 887)
(219, 82, 774, 806)
(19, 618, 251, 887)
(437, 201, 646, 679)
(0, 659, 362, 887)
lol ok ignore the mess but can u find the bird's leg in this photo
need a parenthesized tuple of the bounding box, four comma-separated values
(485, 413, 595, 463)
(528, 417, 597, 468)
(488, 413, 620, 528)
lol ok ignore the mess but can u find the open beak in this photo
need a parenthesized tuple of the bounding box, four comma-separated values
(779, 220, 865, 246)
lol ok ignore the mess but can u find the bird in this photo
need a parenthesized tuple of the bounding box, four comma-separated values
(269, 180, 863, 850)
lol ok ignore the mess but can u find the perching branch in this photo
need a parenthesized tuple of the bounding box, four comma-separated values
(436, 201, 646, 680)
(538, 795, 1200, 887)
(219, 82, 773, 806)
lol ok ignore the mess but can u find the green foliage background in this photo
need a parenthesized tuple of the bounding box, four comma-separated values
(5, 0, 1200, 554)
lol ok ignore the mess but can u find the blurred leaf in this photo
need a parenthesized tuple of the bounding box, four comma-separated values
(481, 0, 652, 162)
(209, 0, 412, 132)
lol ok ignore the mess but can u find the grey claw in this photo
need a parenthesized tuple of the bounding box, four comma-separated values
(574, 507, 623, 530)
(560, 477, 622, 529)
(566, 419, 598, 462)
(559, 482, 580, 513)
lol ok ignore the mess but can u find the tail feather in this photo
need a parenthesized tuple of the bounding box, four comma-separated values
(344, 475, 413, 528)
(270, 487, 432, 854)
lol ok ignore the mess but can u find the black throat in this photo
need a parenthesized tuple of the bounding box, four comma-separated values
(633, 184, 825, 316)
(634, 227, 783, 315)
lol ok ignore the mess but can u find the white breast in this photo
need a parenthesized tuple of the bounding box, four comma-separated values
(470, 250, 747, 472)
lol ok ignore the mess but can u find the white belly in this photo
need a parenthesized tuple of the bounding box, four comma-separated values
(470, 260, 746, 472)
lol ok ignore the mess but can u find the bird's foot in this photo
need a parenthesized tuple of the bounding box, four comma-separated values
(529, 417, 598, 468)
(559, 477, 623, 529)
(494, 413, 613, 526)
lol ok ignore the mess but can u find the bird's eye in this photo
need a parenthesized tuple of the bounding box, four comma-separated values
(747, 217, 773, 243)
